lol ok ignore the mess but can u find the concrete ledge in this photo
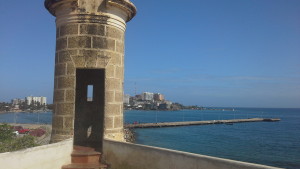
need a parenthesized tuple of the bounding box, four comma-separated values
(103, 139, 283, 169)
(0, 139, 73, 169)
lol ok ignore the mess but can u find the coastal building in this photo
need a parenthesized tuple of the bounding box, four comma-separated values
(154, 93, 164, 101)
(124, 94, 130, 104)
(141, 92, 154, 101)
(11, 98, 25, 105)
(25, 96, 47, 105)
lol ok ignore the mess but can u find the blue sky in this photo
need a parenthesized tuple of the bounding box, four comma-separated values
(0, 0, 299, 108)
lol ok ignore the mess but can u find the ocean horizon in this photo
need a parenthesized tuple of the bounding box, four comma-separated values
(0, 107, 299, 169)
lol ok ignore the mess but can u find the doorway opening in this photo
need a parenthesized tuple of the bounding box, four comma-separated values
(74, 69, 105, 152)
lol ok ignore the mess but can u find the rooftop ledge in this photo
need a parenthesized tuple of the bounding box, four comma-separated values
(44, 0, 137, 21)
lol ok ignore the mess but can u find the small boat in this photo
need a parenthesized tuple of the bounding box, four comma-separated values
(225, 123, 233, 125)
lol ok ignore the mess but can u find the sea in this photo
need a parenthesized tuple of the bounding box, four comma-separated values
(0, 108, 299, 169)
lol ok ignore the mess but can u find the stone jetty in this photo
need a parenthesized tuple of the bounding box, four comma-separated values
(125, 118, 280, 128)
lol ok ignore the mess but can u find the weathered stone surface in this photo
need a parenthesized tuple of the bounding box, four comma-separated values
(104, 116, 114, 129)
(110, 53, 122, 66)
(58, 76, 75, 89)
(106, 26, 124, 40)
(68, 36, 91, 48)
(115, 66, 123, 79)
(66, 63, 75, 75)
(56, 27, 60, 38)
(55, 52, 59, 64)
(55, 63, 66, 76)
(80, 24, 105, 36)
(64, 116, 74, 129)
(56, 103, 74, 115)
(93, 37, 115, 50)
(54, 77, 58, 89)
(105, 104, 121, 116)
(79, 49, 97, 57)
(116, 41, 124, 53)
(71, 55, 85, 67)
(115, 91, 123, 103)
(60, 24, 78, 37)
(56, 37, 67, 51)
(59, 50, 76, 63)
(106, 65, 115, 78)
(53, 116, 63, 128)
(85, 56, 97, 67)
(65, 90, 75, 102)
(54, 129, 73, 135)
(54, 90, 65, 102)
(114, 116, 123, 128)
(106, 78, 121, 91)
(106, 91, 115, 102)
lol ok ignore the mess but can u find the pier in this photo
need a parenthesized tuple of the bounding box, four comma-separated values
(125, 118, 280, 128)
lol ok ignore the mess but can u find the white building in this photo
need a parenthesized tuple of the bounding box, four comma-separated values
(123, 94, 130, 104)
(141, 92, 154, 101)
(25, 96, 47, 105)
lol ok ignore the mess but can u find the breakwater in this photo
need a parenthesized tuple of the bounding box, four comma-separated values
(125, 118, 280, 128)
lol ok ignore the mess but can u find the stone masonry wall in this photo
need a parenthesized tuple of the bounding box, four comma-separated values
(51, 22, 126, 142)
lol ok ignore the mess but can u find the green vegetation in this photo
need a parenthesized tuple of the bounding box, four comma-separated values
(0, 124, 38, 153)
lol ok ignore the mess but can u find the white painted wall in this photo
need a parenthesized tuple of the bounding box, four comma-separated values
(103, 139, 283, 169)
(0, 139, 72, 169)
(0, 138, 283, 169)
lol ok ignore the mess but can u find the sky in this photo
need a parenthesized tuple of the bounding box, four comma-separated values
(0, 0, 299, 108)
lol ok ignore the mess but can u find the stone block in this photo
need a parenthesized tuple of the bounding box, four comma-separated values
(110, 53, 122, 66)
(71, 55, 85, 68)
(64, 116, 74, 129)
(54, 90, 65, 102)
(55, 52, 59, 64)
(56, 103, 74, 115)
(56, 27, 60, 38)
(114, 116, 123, 128)
(68, 36, 91, 48)
(60, 24, 78, 37)
(55, 63, 66, 76)
(115, 91, 123, 103)
(53, 116, 64, 129)
(54, 77, 58, 89)
(104, 116, 114, 129)
(56, 37, 67, 51)
(93, 37, 115, 50)
(106, 78, 121, 91)
(106, 65, 115, 78)
(59, 50, 76, 63)
(106, 26, 124, 40)
(116, 41, 124, 53)
(79, 49, 97, 57)
(115, 66, 124, 79)
(106, 91, 115, 102)
(65, 90, 75, 102)
(80, 24, 105, 36)
(105, 104, 121, 116)
(54, 129, 73, 135)
(85, 56, 97, 67)
(58, 76, 75, 89)
(66, 62, 75, 75)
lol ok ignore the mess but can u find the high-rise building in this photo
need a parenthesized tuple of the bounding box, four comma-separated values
(123, 94, 130, 104)
(154, 93, 164, 101)
(11, 98, 25, 105)
(141, 92, 154, 101)
(25, 96, 47, 105)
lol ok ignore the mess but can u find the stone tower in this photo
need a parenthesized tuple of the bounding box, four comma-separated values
(45, 0, 136, 151)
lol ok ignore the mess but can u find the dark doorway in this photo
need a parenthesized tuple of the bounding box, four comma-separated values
(74, 69, 105, 152)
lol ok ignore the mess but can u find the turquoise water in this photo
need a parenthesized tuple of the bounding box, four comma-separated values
(125, 108, 300, 169)
(1, 108, 299, 168)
